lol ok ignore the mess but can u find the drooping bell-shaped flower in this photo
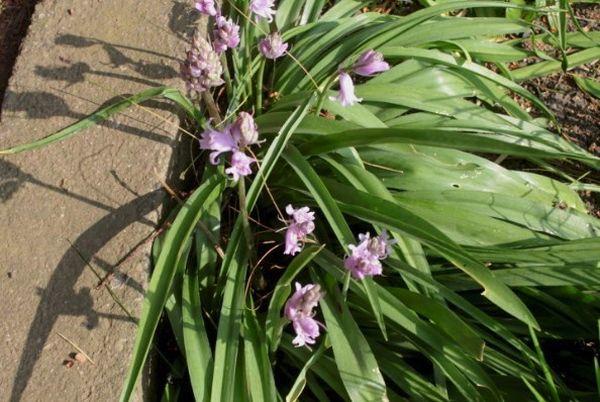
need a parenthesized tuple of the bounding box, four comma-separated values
(258, 32, 288, 60)
(292, 316, 320, 347)
(352, 49, 390, 77)
(225, 150, 256, 181)
(250, 0, 276, 22)
(195, 0, 217, 16)
(330, 71, 362, 107)
(230, 112, 260, 148)
(199, 125, 237, 165)
(283, 205, 316, 256)
(344, 231, 394, 280)
(181, 32, 224, 94)
(284, 283, 324, 347)
(213, 15, 240, 53)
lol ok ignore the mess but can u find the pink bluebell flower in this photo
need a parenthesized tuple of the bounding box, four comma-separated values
(250, 0, 276, 22)
(194, 0, 217, 16)
(225, 150, 256, 181)
(292, 316, 320, 347)
(344, 231, 394, 280)
(352, 49, 389, 77)
(199, 125, 236, 164)
(258, 32, 288, 59)
(230, 112, 260, 148)
(213, 16, 240, 53)
(284, 282, 324, 347)
(283, 205, 315, 256)
(330, 71, 362, 107)
(200, 112, 261, 180)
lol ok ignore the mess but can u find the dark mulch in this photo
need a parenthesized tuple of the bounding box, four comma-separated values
(522, 4, 600, 156)
(0, 0, 38, 112)
(516, 4, 600, 217)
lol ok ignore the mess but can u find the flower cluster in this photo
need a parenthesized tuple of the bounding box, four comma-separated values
(344, 231, 394, 279)
(184, 1, 241, 94)
(250, 0, 276, 22)
(189, 1, 395, 349)
(331, 49, 390, 107)
(259, 32, 288, 60)
(180, 31, 224, 94)
(284, 283, 324, 347)
(283, 205, 316, 256)
(199, 112, 260, 181)
(213, 15, 240, 53)
(194, 0, 217, 16)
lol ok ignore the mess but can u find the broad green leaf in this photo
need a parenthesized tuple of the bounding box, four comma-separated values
(312, 178, 539, 329)
(388, 288, 485, 360)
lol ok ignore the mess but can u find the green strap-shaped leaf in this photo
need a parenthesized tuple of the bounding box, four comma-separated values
(313, 178, 539, 329)
(243, 306, 278, 402)
(182, 264, 213, 402)
(1, 86, 200, 154)
(573, 75, 600, 99)
(299, 127, 600, 168)
(314, 270, 388, 401)
(120, 174, 224, 402)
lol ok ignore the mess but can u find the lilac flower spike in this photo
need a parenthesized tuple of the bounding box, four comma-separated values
(250, 0, 276, 22)
(181, 32, 224, 94)
(283, 205, 316, 256)
(330, 71, 362, 107)
(352, 49, 390, 77)
(213, 15, 240, 53)
(226, 150, 256, 181)
(258, 32, 289, 60)
(344, 231, 395, 280)
(199, 126, 236, 165)
(194, 0, 217, 16)
(285, 282, 324, 347)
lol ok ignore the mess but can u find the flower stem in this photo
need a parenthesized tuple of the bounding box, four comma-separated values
(220, 53, 233, 99)
(201, 91, 223, 125)
(237, 178, 255, 259)
(342, 271, 351, 300)
(255, 58, 266, 115)
(315, 74, 337, 116)
(243, 5, 253, 107)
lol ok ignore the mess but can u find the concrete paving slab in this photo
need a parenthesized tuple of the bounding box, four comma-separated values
(0, 1, 199, 400)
